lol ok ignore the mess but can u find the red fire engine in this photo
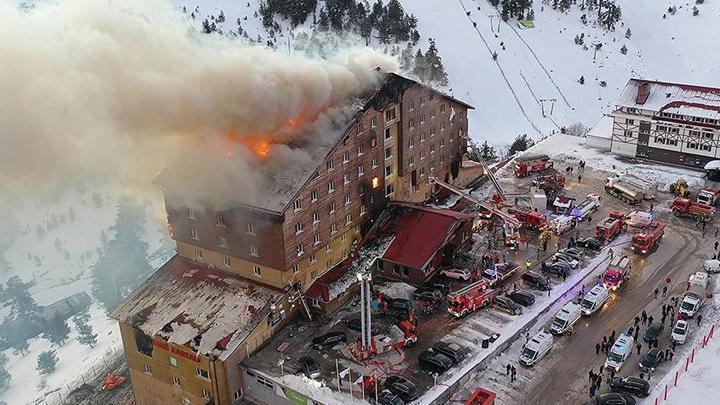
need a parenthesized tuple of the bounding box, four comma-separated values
(510, 209, 547, 231)
(631, 221, 665, 254)
(670, 198, 716, 222)
(466, 388, 496, 405)
(595, 211, 627, 242)
(514, 154, 553, 177)
(603, 255, 631, 290)
(532, 170, 566, 191)
(447, 280, 496, 318)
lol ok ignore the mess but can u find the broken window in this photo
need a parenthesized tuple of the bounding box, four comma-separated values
(135, 330, 153, 357)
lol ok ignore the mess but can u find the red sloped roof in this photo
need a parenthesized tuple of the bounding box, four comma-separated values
(382, 205, 469, 270)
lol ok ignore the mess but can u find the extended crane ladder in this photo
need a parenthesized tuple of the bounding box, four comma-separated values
(447, 279, 490, 299)
(429, 177, 520, 226)
(479, 159, 504, 200)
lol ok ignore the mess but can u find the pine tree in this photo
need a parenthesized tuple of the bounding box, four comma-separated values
(424, 39, 449, 87)
(598, 1, 621, 30)
(317, 8, 329, 30)
(480, 141, 498, 162)
(620, 44, 627, 54)
(579, 75, 585, 84)
(625, 28, 632, 39)
(490, 0, 500, 6)
(73, 311, 97, 348)
(1, 276, 42, 321)
(412, 49, 428, 82)
(217, 10, 225, 23)
(509, 134, 535, 154)
(0, 354, 10, 392)
(36, 351, 58, 375)
(43, 314, 71, 346)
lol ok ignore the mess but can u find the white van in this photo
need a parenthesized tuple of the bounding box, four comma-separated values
(518, 331, 554, 367)
(689, 271, 709, 289)
(550, 302, 582, 335)
(704, 259, 720, 274)
(580, 285, 611, 316)
(604, 333, 635, 372)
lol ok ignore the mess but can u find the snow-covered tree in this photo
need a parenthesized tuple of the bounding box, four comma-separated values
(620, 44, 628, 54)
(36, 351, 58, 375)
(509, 134, 535, 154)
(0, 354, 10, 392)
(598, 1, 621, 30)
(625, 27, 632, 38)
(424, 39, 449, 86)
(43, 314, 71, 346)
(73, 311, 97, 348)
(579, 75, 585, 84)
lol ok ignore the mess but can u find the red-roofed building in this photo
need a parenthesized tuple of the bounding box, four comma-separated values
(377, 203, 473, 286)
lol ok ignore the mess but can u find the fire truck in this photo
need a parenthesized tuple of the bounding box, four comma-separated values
(631, 221, 665, 254)
(532, 170, 565, 191)
(514, 154, 553, 177)
(570, 193, 601, 220)
(670, 198, 716, 222)
(603, 255, 631, 290)
(510, 209, 547, 231)
(697, 188, 720, 206)
(466, 388, 496, 405)
(447, 280, 496, 318)
(595, 211, 627, 242)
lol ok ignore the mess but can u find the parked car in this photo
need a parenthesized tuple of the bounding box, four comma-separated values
(432, 341, 466, 364)
(344, 317, 379, 334)
(671, 320, 689, 344)
(609, 376, 650, 398)
(376, 390, 405, 405)
(595, 392, 637, 405)
(704, 259, 720, 274)
(559, 247, 584, 260)
(522, 271, 552, 291)
(418, 350, 453, 374)
(384, 376, 419, 402)
(552, 252, 580, 268)
(439, 268, 471, 281)
(643, 322, 664, 343)
(576, 237, 603, 251)
(312, 331, 347, 350)
(639, 348, 665, 372)
(298, 356, 321, 379)
(385, 298, 414, 313)
(543, 261, 571, 276)
(428, 282, 452, 294)
(413, 288, 443, 303)
(507, 290, 536, 307)
(493, 296, 523, 315)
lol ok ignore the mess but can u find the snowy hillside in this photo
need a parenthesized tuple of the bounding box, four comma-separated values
(171, 0, 720, 145)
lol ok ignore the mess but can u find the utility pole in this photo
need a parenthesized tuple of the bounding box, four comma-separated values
(592, 42, 602, 61)
(539, 99, 557, 117)
(488, 15, 501, 33)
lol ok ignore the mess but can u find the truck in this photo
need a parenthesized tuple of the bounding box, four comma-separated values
(670, 198, 716, 222)
(697, 188, 720, 206)
(570, 193, 601, 220)
(447, 280, 496, 318)
(532, 171, 565, 192)
(610, 173, 658, 200)
(605, 177, 644, 205)
(548, 214, 577, 235)
(482, 262, 520, 286)
(514, 154, 553, 177)
(631, 221, 665, 254)
(465, 388, 496, 405)
(595, 211, 627, 242)
(511, 209, 547, 231)
(354, 319, 418, 360)
(603, 255, 631, 290)
(503, 222, 519, 249)
(679, 284, 707, 319)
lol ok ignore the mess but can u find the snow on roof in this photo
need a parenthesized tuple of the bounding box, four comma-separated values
(382, 203, 473, 270)
(111, 255, 281, 359)
(587, 115, 614, 139)
(705, 160, 720, 170)
(326, 237, 393, 301)
(617, 79, 720, 114)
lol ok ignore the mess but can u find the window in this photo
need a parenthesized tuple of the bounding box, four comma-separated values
(357, 144, 364, 155)
(172, 376, 181, 386)
(656, 125, 668, 132)
(409, 138, 415, 148)
(360, 205, 366, 216)
(343, 152, 350, 163)
(253, 266, 262, 276)
(326, 159, 335, 171)
(385, 108, 396, 122)
(144, 364, 152, 374)
(219, 235, 227, 248)
(372, 158, 378, 168)
(250, 245, 258, 257)
(626, 107, 637, 113)
(420, 149, 426, 160)
(293, 199, 302, 211)
(385, 146, 393, 159)
(187, 208, 196, 219)
(195, 248, 203, 259)
(431, 108, 436, 118)
(310, 190, 318, 202)
(202, 389, 210, 400)
(190, 228, 199, 240)
(409, 118, 415, 128)
(440, 155, 445, 164)
(343, 135, 349, 146)
(385, 183, 395, 196)
(247, 223, 255, 235)
(326, 244, 332, 252)
(357, 122, 364, 134)
(372, 177, 380, 188)
(624, 130, 633, 137)
(441, 121, 446, 131)
(326, 260, 332, 269)
(420, 132, 426, 142)
(626, 119, 635, 125)
(702, 144, 712, 151)
(331, 223, 338, 234)
(196, 368, 211, 380)
(687, 142, 698, 149)
(431, 126, 436, 135)
(295, 222, 304, 234)
(420, 96, 425, 105)
(169, 357, 178, 367)
(314, 233, 321, 245)
(409, 156, 415, 166)
(341, 233, 347, 241)
(343, 173, 350, 184)
(668, 139, 678, 146)
(344, 193, 351, 205)
(420, 114, 425, 124)
(358, 165, 365, 176)
(440, 138, 445, 148)
(384, 128, 392, 140)
(440, 103, 446, 113)
(234, 390, 243, 401)
(371, 117, 377, 128)
(312, 211, 320, 224)
(224, 256, 231, 267)
(329, 202, 336, 213)
(216, 214, 225, 227)
(370, 137, 377, 148)
(328, 180, 335, 193)
(345, 214, 352, 225)
(385, 165, 393, 177)
(309, 253, 317, 263)
(410, 100, 416, 110)
(296, 244, 304, 256)
(392, 265, 410, 277)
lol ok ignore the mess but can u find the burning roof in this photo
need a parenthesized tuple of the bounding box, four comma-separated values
(111, 255, 282, 359)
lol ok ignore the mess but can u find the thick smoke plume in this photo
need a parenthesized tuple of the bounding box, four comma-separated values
(0, 0, 397, 198)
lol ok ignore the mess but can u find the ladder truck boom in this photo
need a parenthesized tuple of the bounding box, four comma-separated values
(429, 177, 520, 226)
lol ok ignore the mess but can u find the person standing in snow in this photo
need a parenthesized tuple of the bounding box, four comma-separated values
(510, 366, 517, 383)
(589, 383, 597, 398)
(506, 363, 511, 376)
